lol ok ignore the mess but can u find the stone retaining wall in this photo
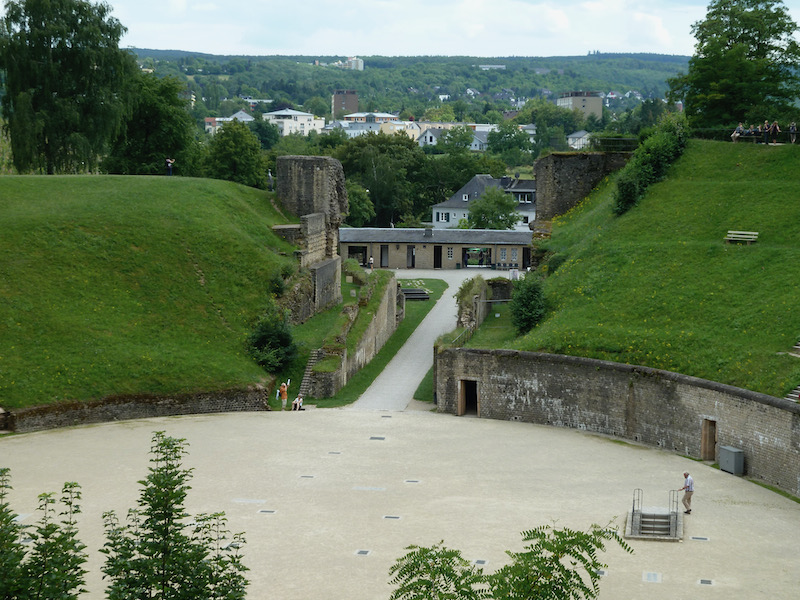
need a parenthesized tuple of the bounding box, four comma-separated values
(308, 276, 401, 398)
(534, 152, 630, 221)
(435, 348, 800, 496)
(8, 388, 268, 433)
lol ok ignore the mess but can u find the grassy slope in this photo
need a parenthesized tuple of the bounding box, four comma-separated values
(510, 140, 800, 398)
(0, 176, 297, 409)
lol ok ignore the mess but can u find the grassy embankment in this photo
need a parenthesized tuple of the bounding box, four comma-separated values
(468, 139, 800, 398)
(0, 175, 300, 410)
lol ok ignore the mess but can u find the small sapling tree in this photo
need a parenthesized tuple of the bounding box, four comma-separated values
(0, 468, 88, 600)
(101, 432, 248, 600)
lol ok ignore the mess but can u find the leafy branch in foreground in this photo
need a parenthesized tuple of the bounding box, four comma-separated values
(388, 523, 631, 600)
(491, 524, 632, 600)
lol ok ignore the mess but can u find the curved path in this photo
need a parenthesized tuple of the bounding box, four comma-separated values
(349, 268, 493, 411)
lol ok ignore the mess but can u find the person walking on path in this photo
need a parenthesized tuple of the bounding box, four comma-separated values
(790, 122, 797, 144)
(679, 472, 694, 514)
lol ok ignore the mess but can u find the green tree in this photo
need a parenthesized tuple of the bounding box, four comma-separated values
(509, 274, 546, 334)
(467, 187, 520, 230)
(667, 0, 800, 126)
(487, 120, 532, 167)
(248, 119, 281, 150)
(206, 119, 267, 188)
(388, 541, 489, 600)
(489, 525, 632, 600)
(344, 180, 375, 227)
(439, 125, 475, 154)
(0, 0, 138, 173)
(0, 468, 88, 600)
(334, 133, 426, 227)
(101, 432, 248, 600)
(103, 73, 196, 175)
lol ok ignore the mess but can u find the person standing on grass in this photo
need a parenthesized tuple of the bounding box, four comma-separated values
(790, 122, 797, 144)
(770, 120, 781, 144)
(678, 472, 694, 514)
(763, 120, 770, 145)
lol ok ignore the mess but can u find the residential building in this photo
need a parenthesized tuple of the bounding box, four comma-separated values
(567, 130, 591, 150)
(557, 91, 603, 121)
(323, 120, 421, 140)
(339, 227, 532, 270)
(418, 127, 446, 148)
(332, 89, 359, 118)
(204, 110, 254, 135)
(346, 57, 364, 71)
(343, 112, 398, 123)
(263, 109, 325, 136)
(430, 174, 536, 231)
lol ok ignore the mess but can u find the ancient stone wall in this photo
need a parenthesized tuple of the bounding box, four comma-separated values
(435, 348, 800, 496)
(534, 152, 630, 221)
(8, 388, 268, 433)
(274, 156, 347, 313)
(307, 277, 401, 398)
(276, 155, 348, 257)
(310, 257, 342, 312)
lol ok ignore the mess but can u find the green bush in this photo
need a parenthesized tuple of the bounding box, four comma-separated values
(613, 113, 689, 215)
(510, 275, 546, 335)
(247, 304, 297, 372)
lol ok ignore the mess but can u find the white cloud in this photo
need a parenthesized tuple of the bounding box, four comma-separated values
(4, 0, 799, 56)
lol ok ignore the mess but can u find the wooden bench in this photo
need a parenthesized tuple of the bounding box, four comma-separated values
(724, 230, 759, 244)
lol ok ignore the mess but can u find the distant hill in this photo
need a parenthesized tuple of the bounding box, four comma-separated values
(511, 139, 800, 398)
(131, 50, 689, 114)
(0, 176, 296, 409)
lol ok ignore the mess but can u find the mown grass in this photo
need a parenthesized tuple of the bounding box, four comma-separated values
(501, 139, 800, 398)
(313, 279, 448, 407)
(0, 176, 297, 408)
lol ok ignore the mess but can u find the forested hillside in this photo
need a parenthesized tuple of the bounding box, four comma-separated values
(133, 50, 688, 119)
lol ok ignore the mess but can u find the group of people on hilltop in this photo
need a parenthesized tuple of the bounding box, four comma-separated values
(731, 120, 797, 144)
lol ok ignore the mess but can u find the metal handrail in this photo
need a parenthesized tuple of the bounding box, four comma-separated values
(668, 490, 679, 537)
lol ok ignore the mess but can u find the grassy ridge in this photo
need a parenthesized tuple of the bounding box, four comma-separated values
(512, 140, 800, 397)
(0, 176, 296, 408)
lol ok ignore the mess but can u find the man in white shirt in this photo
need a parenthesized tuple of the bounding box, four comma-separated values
(679, 472, 694, 514)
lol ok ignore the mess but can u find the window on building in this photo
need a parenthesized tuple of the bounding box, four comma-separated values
(447, 247, 454, 260)
(500, 248, 507, 261)
(463, 194, 469, 201)
(511, 248, 518, 262)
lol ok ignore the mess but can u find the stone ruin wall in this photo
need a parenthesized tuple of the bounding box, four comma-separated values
(533, 152, 630, 222)
(274, 156, 349, 315)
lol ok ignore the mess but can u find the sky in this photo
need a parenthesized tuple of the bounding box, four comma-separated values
(5, 0, 800, 57)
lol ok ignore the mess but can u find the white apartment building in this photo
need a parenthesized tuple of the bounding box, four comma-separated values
(263, 109, 326, 136)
